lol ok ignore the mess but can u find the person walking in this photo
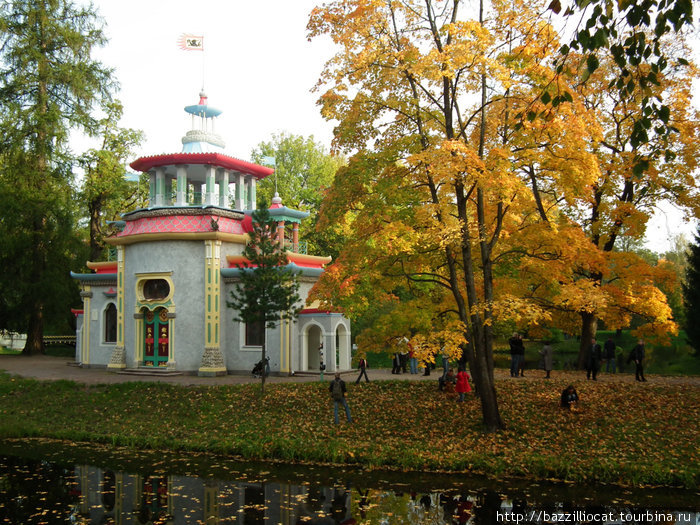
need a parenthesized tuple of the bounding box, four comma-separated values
(440, 347, 450, 381)
(355, 355, 370, 384)
(509, 333, 525, 377)
(603, 336, 616, 373)
(330, 373, 352, 424)
(628, 339, 647, 382)
(391, 353, 401, 374)
(539, 341, 553, 378)
(455, 367, 472, 402)
(586, 338, 602, 380)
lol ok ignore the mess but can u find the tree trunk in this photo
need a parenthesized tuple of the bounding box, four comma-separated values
(23, 306, 45, 355)
(457, 188, 504, 433)
(260, 342, 267, 397)
(88, 199, 104, 262)
(578, 311, 598, 369)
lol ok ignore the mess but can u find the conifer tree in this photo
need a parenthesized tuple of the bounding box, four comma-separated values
(227, 203, 302, 394)
(0, 0, 114, 354)
(682, 225, 700, 356)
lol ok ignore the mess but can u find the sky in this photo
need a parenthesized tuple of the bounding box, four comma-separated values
(89, 0, 335, 161)
(86, 0, 697, 253)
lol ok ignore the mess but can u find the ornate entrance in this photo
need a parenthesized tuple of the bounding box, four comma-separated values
(144, 308, 169, 367)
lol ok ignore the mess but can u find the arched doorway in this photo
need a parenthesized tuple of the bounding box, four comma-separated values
(305, 324, 323, 372)
(335, 322, 351, 370)
(143, 307, 170, 367)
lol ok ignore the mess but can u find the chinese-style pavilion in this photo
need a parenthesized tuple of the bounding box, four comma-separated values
(71, 92, 350, 375)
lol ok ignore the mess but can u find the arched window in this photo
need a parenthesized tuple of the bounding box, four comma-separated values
(104, 303, 117, 343)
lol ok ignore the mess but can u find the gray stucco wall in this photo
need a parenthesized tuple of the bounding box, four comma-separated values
(123, 240, 206, 371)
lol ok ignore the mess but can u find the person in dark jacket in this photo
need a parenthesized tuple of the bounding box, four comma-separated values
(329, 373, 352, 424)
(586, 338, 602, 380)
(560, 385, 579, 410)
(628, 339, 647, 382)
(603, 336, 616, 373)
(355, 355, 369, 384)
(509, 333, 525, 377)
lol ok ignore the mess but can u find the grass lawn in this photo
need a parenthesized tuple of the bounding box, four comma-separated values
(0, 371, 697, 489)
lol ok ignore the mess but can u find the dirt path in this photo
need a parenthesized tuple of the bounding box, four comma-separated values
(1, 354, 697, 387)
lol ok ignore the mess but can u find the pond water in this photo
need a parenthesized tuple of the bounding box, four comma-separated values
(0, 439, 697, 525)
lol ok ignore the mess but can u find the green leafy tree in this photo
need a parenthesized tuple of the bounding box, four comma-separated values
(0, 0, 114, 354)
(251, 133, 345, 257)
(682, 225, 700, 355)
(79, 101, 144, 261)
(227, 203, 302, 394)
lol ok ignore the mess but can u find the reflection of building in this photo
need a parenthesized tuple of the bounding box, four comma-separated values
(71, 92, 351, 375)
(73, 464, 353, 525)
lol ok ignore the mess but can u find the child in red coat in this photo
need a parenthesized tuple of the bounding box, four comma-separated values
(455, 367, 471, 402)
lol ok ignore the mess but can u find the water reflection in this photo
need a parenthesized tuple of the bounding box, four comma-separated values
(0, 443, 697, 525)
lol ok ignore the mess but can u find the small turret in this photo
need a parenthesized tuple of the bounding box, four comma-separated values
(181, 89, 225, 152)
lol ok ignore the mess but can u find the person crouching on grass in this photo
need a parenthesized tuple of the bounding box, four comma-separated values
(560, 385, 579, 411)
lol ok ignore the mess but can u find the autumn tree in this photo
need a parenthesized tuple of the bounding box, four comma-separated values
(307, 0, 602, 432)
(551, 0, 694, 155)
(0, 0, 114, 354)
(559, 46, 698, 363)
(79, 101, 144, 261)
(226, 203, 302, 395)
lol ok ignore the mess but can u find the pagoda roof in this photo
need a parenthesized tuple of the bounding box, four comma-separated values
(130, 152, 274, 179)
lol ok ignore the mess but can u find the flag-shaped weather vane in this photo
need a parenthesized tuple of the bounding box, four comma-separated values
(178, 34, 204, 51)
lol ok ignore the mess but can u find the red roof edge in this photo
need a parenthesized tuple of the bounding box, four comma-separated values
(130, 153, 274, 179)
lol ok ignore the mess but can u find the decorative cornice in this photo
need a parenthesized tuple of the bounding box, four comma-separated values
(122, 206, 244, 222)
(105, 232, 248, 246)
(72, 272, 117, 285)
(221, 263, 324, 280)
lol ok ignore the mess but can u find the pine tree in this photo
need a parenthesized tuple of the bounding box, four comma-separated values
(682, 225, 700, 356)
(227, 203, 302, 394)
(0, 0, 114, 354)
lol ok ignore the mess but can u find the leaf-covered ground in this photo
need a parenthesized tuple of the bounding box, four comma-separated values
(0, 372, 697, 488)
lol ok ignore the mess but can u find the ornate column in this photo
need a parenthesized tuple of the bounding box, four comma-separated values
(108, 245, 126, 368)
(199, 239, 226, 376)
(218, 168, 229, 207)
(250, 177, 257, 209)
(292, 223, 299, 252)
(234, 173, 245, 210)
(205, 165, 217, 205)
(154, 167, 166, 207)
(175, 165, 187, 206)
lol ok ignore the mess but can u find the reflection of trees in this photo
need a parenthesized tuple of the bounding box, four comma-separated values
(0, 454, 690, 524)
(244, 485, 265, 524)
(101, 470, 116, 512)
(0, 456, 79, 524)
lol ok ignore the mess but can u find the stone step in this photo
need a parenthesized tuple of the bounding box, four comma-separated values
(116, 368, 183, 377)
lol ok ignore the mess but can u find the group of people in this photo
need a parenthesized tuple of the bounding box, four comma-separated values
(391, 337, 421, 374)
(585, 337, 646, 382)
(510, 332, 648, 382)
(437, 367, 472, 401)
(331, 334, 649, 424)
